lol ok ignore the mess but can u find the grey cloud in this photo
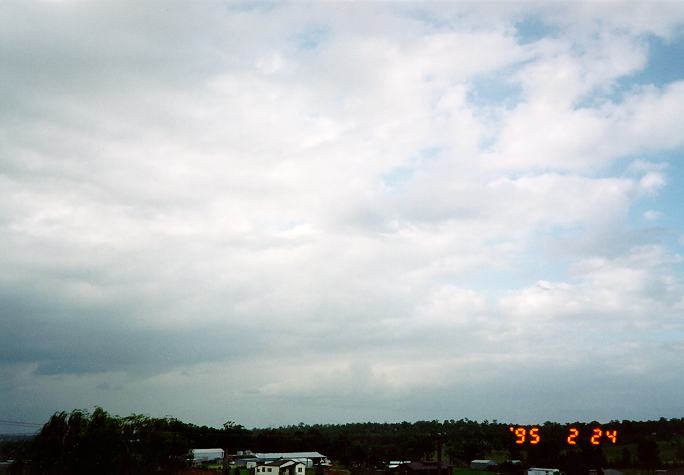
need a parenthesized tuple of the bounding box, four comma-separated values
(0, 290, 251, 375)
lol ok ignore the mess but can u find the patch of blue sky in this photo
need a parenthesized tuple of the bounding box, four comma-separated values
(467, 70, 524, 151)
(462, 259, 573, 299)
(626, 149, 684, 252)
(626, 35, 684, 88)
(478, 134, 498, 152)
(590, 149, 684, 256)
(576, 35, 684, 109)
(467, 72, 523, 110)
(265, 219, 308, 235)
(381, 166, 414, 188)
(458, 232, 577, 297)
(568, 328, 684, 346)
(441, 267, 526, 299)
(573, 88, 620, 110)
(418, 146, 441, 161)
(637, 330, 684, 343)
(515, 15, 556, 44)
(393, 5, 453, 30)
(381, 146, 440, 188)
(519, 230, 580, 280)
(292, 25, 329, 51)
(225, 0, 284, 13)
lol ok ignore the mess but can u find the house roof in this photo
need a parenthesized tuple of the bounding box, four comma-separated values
(193, 448, 224, 454)
(389, 461, 412, 468)
(262, 460, 305, 467)
(255, 453, 326, 459)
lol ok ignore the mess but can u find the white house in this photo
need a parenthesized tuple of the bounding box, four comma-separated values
(256, 459, 307, 475)
(241, 452, 329, 468)
(528, 468, 560, 475)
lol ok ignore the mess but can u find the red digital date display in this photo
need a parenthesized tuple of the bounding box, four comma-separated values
(509, 426, 618, 445)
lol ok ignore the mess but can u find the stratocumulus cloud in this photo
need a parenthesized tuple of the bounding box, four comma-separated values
(1, 1, 684, 429)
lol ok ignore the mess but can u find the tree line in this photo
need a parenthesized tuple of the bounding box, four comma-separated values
(3, 410, 684, 474)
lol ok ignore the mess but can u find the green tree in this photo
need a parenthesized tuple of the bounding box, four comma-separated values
(620, 446, 633, 467)
(636, 438, 660, 468)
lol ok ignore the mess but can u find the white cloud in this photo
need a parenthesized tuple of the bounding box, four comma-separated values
(2, 1, 684, 427)
(644, 210, 663, 221)
(639, 171, 667, 195)
(499, 246, 684, 327)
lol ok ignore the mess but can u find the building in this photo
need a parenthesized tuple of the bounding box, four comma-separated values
(470, 460, 497, 470)
(256, 459, 307, 475)
(192, 448, 225, 465)
(527, 468, 560, 475)
(235, 452, 330, 468)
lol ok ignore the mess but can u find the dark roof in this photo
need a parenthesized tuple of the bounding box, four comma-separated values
(263, 459, 304, 467)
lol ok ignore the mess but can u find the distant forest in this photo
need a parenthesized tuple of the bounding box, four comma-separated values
(2, 408, 684, 474)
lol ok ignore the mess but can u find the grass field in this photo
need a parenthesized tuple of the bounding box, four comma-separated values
(454, 468, 493, 475)
(603, 439, 684, 466)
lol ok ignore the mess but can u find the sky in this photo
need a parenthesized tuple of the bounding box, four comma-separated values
(1, 0, 684, 433)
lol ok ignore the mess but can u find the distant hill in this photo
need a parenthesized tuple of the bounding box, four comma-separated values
(0, 434, 34, 442)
